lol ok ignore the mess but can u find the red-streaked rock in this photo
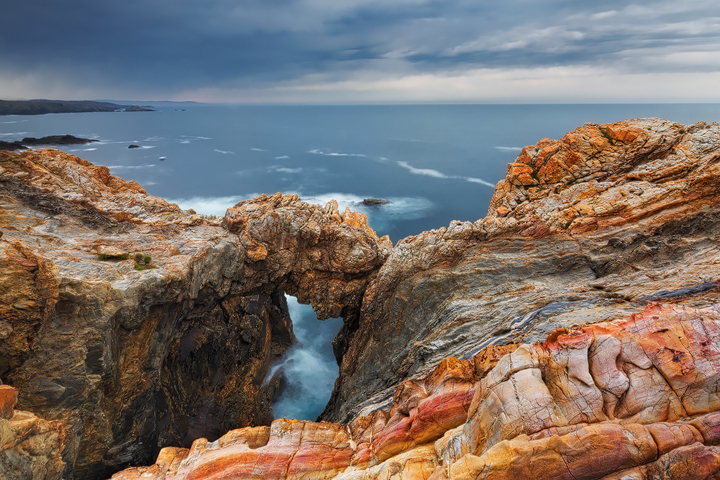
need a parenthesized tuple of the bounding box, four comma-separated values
(325, 118, 720, 426)
(113, 420, 353, 480)
(351, 358, 476, 465)
(112, 302, 720, 480)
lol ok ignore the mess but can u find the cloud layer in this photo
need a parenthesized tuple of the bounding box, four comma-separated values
(2, 0, 720, 102)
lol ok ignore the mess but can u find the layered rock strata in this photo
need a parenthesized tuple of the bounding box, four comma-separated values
(323, 118, 720, 424)
(112, 302, 720, 480)
(0, 149, 389, 478)
(4, 117, 720, 480)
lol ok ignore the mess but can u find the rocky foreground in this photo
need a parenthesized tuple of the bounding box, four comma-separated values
(1, 117, 720, 479)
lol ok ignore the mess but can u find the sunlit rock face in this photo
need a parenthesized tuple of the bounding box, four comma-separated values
(0, 150, 389, 479)
(6, 117, 720, 480)
(324, 118, 720, 424)
(111, 303, 720, 480)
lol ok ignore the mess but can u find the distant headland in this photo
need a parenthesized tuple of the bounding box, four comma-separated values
(0, 99, 154, 115)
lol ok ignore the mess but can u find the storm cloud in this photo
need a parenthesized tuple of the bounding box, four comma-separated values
(2, 0, 720, 102)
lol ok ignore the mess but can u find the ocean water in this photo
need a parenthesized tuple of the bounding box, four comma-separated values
(3, 103, 720, 421)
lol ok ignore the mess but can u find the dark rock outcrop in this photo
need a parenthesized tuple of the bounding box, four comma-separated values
(0, 135, 98, 152)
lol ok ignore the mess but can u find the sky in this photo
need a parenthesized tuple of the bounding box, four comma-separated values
(2, 0, 720, 104)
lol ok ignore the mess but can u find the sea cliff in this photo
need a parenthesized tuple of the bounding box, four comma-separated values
(2, 117, 720, 480)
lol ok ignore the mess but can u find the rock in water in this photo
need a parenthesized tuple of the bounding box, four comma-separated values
(5, 117, 720, 480)
(361, 198, 390, 205)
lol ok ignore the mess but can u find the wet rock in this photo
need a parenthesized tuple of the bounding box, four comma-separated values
(361, 198, 390, 206)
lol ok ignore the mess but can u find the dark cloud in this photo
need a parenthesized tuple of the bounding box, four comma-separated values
(2, 0, 719, 100)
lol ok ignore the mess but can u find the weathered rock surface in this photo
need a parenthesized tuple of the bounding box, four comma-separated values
(323, 118, 720, 424)
(0, 385, 65, 479)
(0, 149, 389, 478)
(5, 117, 720, 480)
(111, 303, 720, 480)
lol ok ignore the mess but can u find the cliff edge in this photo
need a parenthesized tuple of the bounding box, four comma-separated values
(3, 117, 720, 480)
(0, 150, 389, 479)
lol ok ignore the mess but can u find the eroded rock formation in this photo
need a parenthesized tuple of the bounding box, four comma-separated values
(323, 118, 720, 424)
(4, 117, 720, 479)
(0, 149, 389, 478)
(111, 303, 720, 480)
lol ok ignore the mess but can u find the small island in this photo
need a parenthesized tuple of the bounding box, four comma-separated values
(361, 198, 390, 205)
(0, 99, 154, 116)
(0, 135, 98, 151)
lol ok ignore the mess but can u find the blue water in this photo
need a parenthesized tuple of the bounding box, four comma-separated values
(3, 103, 720, 420)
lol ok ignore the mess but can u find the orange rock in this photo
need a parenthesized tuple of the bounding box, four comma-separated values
(0, 385, 17, 420)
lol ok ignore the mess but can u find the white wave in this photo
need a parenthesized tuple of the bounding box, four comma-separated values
(271, 167, 302, 174)
(138, 145, 157, 149)
(214, 149, 235, 155)
(270, 295, 342, 420)
(465, 177, 496, 187)
(275, 155, 290, 159)
(397, 161, 495, 188)
(165, 194, 261, 216)
(143, 136, 165, 142)
(250, 147, 266, 152)
(0, 132, 28, 137)
(83, 148, 97, 151)
(299, 192, 433, 228)
(106, 164, 157, 170)
(397, 161, 448, 179)
(308, 148, 367, 158)
(494, 146, 523, 152)
(177, 135, 212, 143)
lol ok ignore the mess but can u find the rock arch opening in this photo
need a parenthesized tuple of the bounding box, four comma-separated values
(268, 295, 344, 421)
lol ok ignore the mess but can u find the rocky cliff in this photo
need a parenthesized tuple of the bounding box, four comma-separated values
(3, 117, 720, 480)
(0, 150, 389, 479)
(322, 117, 720, 424)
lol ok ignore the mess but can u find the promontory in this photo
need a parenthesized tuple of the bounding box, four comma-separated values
(1, 117, 720, 480)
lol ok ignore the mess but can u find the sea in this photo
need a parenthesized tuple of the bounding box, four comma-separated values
(3, 103, 720, 421)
